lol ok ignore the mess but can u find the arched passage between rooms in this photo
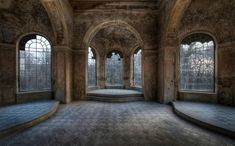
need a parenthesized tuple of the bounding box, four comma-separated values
(83, 20, 144, 90)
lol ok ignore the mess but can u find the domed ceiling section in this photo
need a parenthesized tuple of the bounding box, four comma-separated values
(0, 0, 53, 43)
(90, 25, 139, 54)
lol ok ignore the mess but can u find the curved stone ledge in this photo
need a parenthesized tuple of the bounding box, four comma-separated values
(172, 101, 235, 139)
(0, 100, 59, 139)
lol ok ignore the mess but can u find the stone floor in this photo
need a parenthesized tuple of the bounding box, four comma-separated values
(0, 100, 58, 132)
(173, 101, 235, 134)
(88, 89, 142, 96)
(0, 101, 234, 146)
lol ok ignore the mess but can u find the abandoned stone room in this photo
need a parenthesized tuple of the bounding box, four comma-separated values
(0, 0, 235, 145)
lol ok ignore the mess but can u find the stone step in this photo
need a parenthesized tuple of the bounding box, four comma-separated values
(0, 100, 59, 139)
(87, 92, 144, 98)
(87, 96, 144, 102)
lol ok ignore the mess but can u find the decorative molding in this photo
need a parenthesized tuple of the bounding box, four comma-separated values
(72, 49, 87, 54)
(142, 49, 159, 54)
(53, 45, 73, 53)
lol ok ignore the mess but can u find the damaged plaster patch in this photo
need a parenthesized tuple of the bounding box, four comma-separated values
(0, 0, 12, 9)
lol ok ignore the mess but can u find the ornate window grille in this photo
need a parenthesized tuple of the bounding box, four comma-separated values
(180, 34, 215, 92)
(19, 34, 51, 92)
(134, 48, 142, 87)
(88, 47, 97, 86)
(106, 50, 124, 85)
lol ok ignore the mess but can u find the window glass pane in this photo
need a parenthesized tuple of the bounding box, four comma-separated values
(134, 49, 142, 87)
(106, 51, 123, 85)
(180, 34, 215, 92)
(88, 47, 97, 86)
(19, 35, 51, 92)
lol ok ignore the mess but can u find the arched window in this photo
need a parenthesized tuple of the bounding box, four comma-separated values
(106, 50, 124, 86)
(180, 33, 215, 92)
(133, 48, 142, 87)
(19, 34, 51, 92)
(88, 47, 97, 86)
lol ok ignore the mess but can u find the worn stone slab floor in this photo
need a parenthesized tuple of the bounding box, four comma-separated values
(0, 101, 234, 146)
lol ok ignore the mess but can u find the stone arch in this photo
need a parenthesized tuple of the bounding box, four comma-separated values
(41, 0, 73, 46)
(178, 30, 218, 47)
(82, 20, 144, 51)
(16, 32, 54, 48)
(83, 20, 144, 89)
(167, 0, 191, 34)
(163, 0, 192, 46)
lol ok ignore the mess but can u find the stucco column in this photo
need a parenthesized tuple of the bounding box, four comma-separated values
(73, 50, 86, 100)
(124, 54, 131, 88)
(53, 46, 73, 103)
(142, 49, 158, 100)
(98, 54, 106, 89)
(163, 46, 176, 103)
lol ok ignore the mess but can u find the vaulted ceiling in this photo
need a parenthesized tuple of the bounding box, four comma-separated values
(0, 0, 53, 43)
(68, 0, 162, 11)
(91, 25, 139, 53)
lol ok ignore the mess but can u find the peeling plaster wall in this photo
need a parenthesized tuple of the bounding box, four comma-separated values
(176, 0, 235, 106)
(0, 0, 55, 105)
(0, 44, 16, 105)
(0, 0, 54, 44)
(157, 0, 235, 106)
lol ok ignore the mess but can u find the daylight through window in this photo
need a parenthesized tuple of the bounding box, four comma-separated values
(88, 47, 97, 86)
(134, 49, 142, 87)
(180, 34, 215, 92)
(19, 35, 51, 92)
(106, 51, 124, 85)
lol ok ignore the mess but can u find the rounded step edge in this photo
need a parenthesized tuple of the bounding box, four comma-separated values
(171, 102, 235, 139)
(87, 93, 144, 98)
(0, 101, 59, 139)
(87, 96, 144, 102)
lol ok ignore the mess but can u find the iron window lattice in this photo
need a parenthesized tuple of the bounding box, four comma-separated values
(134, 49, 142, 87)
(88, 47, 97, 86)
(106, 51, 124, 86)
(19, 35, 52, 92)
(180, 34, 215, 92)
